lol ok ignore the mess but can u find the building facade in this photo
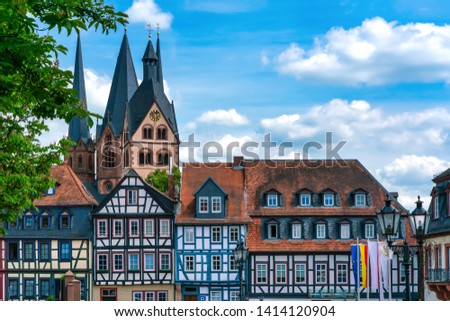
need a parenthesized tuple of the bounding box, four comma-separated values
(425, 167, 450, 300)
(244, 160, 418, 300)
(176, 162, 250, 301)
(91, 170, 177, 301)
(4, 163, 97, 300)
(0, 234, 5, 300)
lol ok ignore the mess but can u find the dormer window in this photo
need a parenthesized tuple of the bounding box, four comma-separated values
(349, 189, 370, 207)
(338, 220, 351, 239)
(300, 193, 311, 206)
(320, 189, 338, 207)
(199, 197, 208, 213)
(265, 219, 280, 239)
(24, 212, 34, 229)
(40, 212, 50, 229)
(362, 220, 376, 239)
(267, 194, 278, 207)
(194, 177, 227, 218)
(60, 212, 71, 229)
(211, 196, 221, 213)
(433, 196, 439, 219)
(262, 189, 283, 208)
(355, 194, 366, 206)
(45, 187, 56, 196)
(323, 194, 334, 207)
(314, 220, 328, 239)
(291, 222, 303, 239)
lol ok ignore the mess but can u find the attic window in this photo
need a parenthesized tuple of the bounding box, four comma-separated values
(323, 194, 334, 207)
(45, 187, 56, 195)
(60, 212, 71, 229)
(355, 194, 366, 207)
(300, 193, 311, 206)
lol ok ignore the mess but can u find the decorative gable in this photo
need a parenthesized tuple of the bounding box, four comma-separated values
(193, 177, 227, 218)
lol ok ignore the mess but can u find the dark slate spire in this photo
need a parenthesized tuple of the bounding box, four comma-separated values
(100, 32, 138, 138)
(68, 34, 90, 145)
(156, 31, 164, 87)
(142, 36, 158, 82)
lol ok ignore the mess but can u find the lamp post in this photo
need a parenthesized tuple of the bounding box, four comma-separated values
(233, 240, 249, 301)
(376, 195, 430, 301)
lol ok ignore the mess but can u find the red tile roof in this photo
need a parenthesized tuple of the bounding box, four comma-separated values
(178, 162, 250, 224)
(33, 163, 98, 207)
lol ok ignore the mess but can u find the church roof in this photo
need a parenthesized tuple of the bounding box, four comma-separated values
(99, 33, 138, 138)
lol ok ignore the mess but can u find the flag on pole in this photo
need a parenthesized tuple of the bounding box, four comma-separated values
(351, 244, 359, 286)
(360, 244, 368, 288)
(378, 241, 390, 300)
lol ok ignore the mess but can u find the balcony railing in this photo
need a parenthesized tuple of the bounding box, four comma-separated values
(427, 269, 450, 283)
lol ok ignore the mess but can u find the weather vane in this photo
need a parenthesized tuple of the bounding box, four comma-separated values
(157, 23, 160, 37)
(146, 22, 152, 39)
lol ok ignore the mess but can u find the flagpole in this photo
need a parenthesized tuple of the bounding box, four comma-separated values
(366, 239, 370, 301)
(389, 249, 392, 301)
(377, 236, 382, 301)
(356, 237, 360, 301)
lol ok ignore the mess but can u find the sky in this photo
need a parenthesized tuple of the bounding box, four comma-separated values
(44, 0, 450, 210)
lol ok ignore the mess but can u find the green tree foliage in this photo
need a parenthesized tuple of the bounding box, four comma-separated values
(0, 0, 127, 225)
(146, 167, 181, 195)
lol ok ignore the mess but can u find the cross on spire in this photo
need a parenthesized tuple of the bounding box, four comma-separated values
(146, 22, 152, 39)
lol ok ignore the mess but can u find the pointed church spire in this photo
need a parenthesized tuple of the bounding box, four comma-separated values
(68, 34, 90, 144)
(99, 32, 138, 138)
(142, 34, 158, 82)
(156, 25, 164, 88)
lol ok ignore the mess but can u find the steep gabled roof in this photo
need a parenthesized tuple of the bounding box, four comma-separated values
(33, 163, 98, 207)
(68, 34, 91, 146)
(99, 33, 138, 138)
(433, 167, 450, 183)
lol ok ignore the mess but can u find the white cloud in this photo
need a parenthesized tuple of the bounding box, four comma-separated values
(197, 108, 250, 126)
(84, 68, 111, 116)
(125, 0, 173, 28)
(275, 17, 450, 85)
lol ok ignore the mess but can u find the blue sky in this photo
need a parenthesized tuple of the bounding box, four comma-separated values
(46, 0, 450, 209)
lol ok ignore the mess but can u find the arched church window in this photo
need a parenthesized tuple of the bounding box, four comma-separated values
(157, 126, 167, 140)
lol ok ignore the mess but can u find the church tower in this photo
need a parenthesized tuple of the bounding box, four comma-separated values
(68, 34, 95, 183)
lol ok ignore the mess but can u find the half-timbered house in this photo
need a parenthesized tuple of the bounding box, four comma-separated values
(4, 163, 97, 300)
(244, 159, 418, 300)
(91, 170, 177, 301)
(176, 161, 251, 301)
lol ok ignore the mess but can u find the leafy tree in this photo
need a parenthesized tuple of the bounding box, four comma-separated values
(0, 0, 127, 226)
(146, 167, 181, 195)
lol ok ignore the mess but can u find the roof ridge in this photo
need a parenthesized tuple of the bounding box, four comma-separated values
(65, 164, 98, 205)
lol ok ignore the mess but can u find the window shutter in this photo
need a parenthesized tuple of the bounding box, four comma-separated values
(292, 193, 298, 207)
(312, 194, 320, 207)
(348, 193, 354, 206)
(312, 223, 316, 238)
(335, 194, 340, 207)
(280, 194, 285, 207)
(366, 193, 372, 206)
(259, 193, 265, 207)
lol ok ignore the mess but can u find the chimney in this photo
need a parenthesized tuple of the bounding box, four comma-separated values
(233, 156, 244, 168)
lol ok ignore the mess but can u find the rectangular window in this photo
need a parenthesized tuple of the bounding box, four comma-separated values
(129, 253, 139, 271)
(212, 226, 221, 243)
(144, 253, 155, 271)
(8, 242, 19, 261)
(185, 255, 195, 271)
(212, 255, 221, 271)
(41, 215, 50, 229)
(98, 254, 108, 271)
(39, 242, 50, 262)
(61, 214, 70, 229)
(133, 292, 143, 301)
(316, 224, 326, 239)
(127, 190, 137, 205)
(24, 279, 35, 298)
(9, 279, 19, 298)
(230, 256, 238, 271)
(113, 254, 123, 271)
(25, 215, 34, 228)
(323, 194, 334, 206)
(160, 253, 170, 271)
(268, 223, 278, 239)
(211, 196, 221, 213)
(210, 291, 221, 301)
(316, 264, 327, 283)
(160, 219, 170, 237)
(276, 264, 287, 283)
(365, 223, 375, 239)
(256, 264, 267, 284)
(230, 291, 240, 301)
(23, 242, 34, 261)
(337, 263, 348, 284)
(146, 292, 155, 301)
(300, 194, 311, 206)
(199, 197, 208, 213)
(355, 194, 366, 206)
(292, 223, 302, 239)
(184, 227, 194, 243)
(434, 197, 439, 219)
(158, 292, 167, 301)
(144, 219, 154, 237)
(40, 279, 50, 298)
(229, 226, 239, 243)
(295, 263, 306, 283)
(267, 194, 278, 207)
(340, 224, 350, 239)
(98, 220, 107, 237)
(59, 241, 71, 261)
(113, 220, 123, 237)
(129, 219, 139, 237)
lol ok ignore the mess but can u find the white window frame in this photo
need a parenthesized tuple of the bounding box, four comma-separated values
(340, 224, 350, 239)
(127, 189, 137, 205)
(113, 253, 124, 272)
(434, 196, 439, 219)
(211, 196, 221, 213)
(337, 263, 348, 284)
(295, 263, 306, 284)
(316, 223, 326, 239)
(316, 263, 327, 284)
(184, 227, 194, 243)
(365, 223, 375, 239)
(144, 219, 154, 237)
(212, 226, 221, 243)
(128, 253, 139, 271)
(97, 253, 108, 271)
(133, 292, 143, 301)
(300, 193, 311, 206)
(185, 255, 195, 271)
(159, 219, 170, 237)
(323, 194, 334, 207)
(230, 291, 240, 301)
(229, 255, 238, 271)
(267, 194, 278, 207)
(229, 226, 239, 243)
(268, 223, 278, 239)
(160, 253, 171, 271)
(212, 255, 222, 271)
(210, 291, 222, 301)
(129, 219, 139, 237)
(292, 223, 302, 239)
(146, 292, 155, 301)
(144, 253, 155, 271)
(256, 264, 267, 284)
(275, 264, 287, 284)
(199, 196, 209, 213)
(97, 219, 107, 238)
(355, 194, 366, 207)
(113, 220, 123, 237)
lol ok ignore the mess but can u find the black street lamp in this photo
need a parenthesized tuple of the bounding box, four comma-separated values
(376, 195, 430, 301)
(233, 240, 249, 301)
